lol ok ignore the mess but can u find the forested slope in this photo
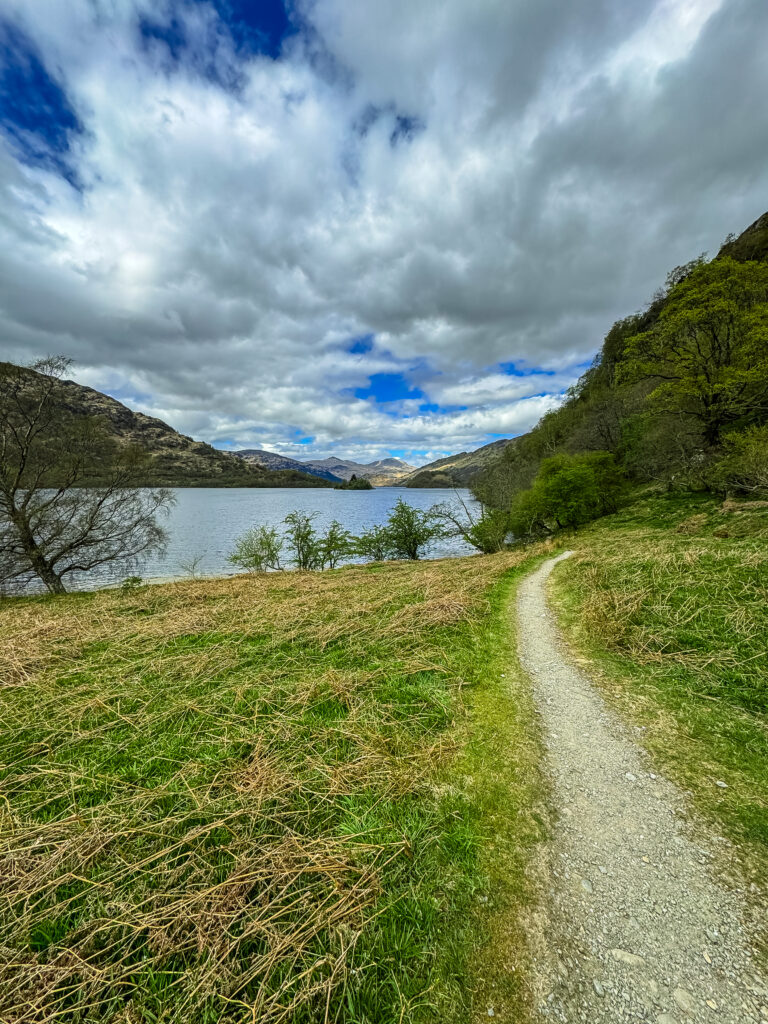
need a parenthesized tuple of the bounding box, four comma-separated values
(474, 212, 768, 524)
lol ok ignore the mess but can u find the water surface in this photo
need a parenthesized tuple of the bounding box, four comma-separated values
(56, 487, 480, 591)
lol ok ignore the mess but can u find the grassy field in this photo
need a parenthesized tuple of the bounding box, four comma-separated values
(550, 494, 768, 908)
(0, 551, 550, 1024)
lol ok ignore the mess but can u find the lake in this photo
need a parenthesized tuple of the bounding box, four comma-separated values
(50, 487, 481, 592)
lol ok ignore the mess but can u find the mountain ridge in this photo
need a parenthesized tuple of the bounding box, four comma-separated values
(1, 364, 333, 489)
(233, 449, 343, 482)
(400, 438, 515, 487)
(300, 456, 416, 485)
(233, 451, 416, 485)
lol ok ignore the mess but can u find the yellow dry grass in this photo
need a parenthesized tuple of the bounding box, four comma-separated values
(0, 551, 538, 1024)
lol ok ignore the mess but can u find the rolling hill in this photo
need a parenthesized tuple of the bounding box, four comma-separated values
(1, 364, 332, 488)
(400, 439, 515, 487)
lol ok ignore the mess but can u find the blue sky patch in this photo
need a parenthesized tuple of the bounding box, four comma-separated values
(139, 0, 296, 87)
(0, 20, 82, 183)
(496, 360, 555, 377)
(105, 385, 156, 408)
(390, 114, 424, 146)
(347, 335, 374, 355)
(210, 0, 296, 59)
(139, 14, 187, 63)
(354, 372, 424, 403)
(418, 401, 468, 414)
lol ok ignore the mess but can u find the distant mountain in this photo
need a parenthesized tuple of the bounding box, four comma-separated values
(401, 439, 515, 488)
(299, 456, 417, 486)
(1, 364, 332, 489)
(234, 449, 343, 482)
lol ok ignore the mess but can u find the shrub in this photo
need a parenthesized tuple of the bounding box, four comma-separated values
(355, 524, 394, 562)
(510, 452, 627, 539)
(228, 526, 284, 572)
(430, 500, 510, 554)
(385, 499, 443, 560)
(318, 520, 354, 568)
(283, 511, 321, 570)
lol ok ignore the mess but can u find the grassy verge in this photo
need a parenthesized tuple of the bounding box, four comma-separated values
(549, 493, 768, 904)
(0, 551, 548, 1024)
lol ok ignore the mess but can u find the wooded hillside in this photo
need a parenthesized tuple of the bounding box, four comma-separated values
(474, 212, 768, 521)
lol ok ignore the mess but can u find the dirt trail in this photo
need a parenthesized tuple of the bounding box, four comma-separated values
(517, 552, 767, 1023)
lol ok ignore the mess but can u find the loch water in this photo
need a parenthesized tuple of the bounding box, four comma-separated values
(35, 487, 480, 592)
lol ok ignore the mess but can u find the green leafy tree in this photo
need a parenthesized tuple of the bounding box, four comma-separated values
(508, 487, 550, 540)
(711, 424, 768, 496)
(228, 526, 283, 572)
(430, 498, 510, 554)
(283, 510, 321, 569)
(510, 452, 627, 539)
(318, 520, 354, 568)
(355, 525, 394, 562)
(385, 499, 443, 560)
(620, 258, 768, 446)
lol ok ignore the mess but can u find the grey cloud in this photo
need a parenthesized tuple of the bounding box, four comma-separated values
(0, 0, 765, 460)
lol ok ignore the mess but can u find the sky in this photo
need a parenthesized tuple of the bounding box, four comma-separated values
(1, 0, 767, 466)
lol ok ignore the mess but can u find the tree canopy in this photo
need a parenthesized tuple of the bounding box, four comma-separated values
(474, 235, 768, 512)
(619, 258, 768, 445)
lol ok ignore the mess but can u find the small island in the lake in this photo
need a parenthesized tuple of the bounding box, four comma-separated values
(334, 474, 373, 490)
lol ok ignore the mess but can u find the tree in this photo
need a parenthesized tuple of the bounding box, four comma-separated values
(620, 258, 768, 446)
(711, 425, 768, 496)
(355, 524, 394, 562)
(509, 452, 627, 539)
(0, 358, 173, 594)
(318, 520, 354, 568)
(384, 499, 443, 560)
(283, 510, 321, 569)
(228, 526, 283, 572)
(334, 474, 373, 490)
(429, 496, 510, 554)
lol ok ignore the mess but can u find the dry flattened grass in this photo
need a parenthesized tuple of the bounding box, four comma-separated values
(0, 551, 530, 1024)
(3, 557, 515, 681)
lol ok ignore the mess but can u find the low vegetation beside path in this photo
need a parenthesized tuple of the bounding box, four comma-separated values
(0, 550, 550, 1023)
(549, 494, 768, 910)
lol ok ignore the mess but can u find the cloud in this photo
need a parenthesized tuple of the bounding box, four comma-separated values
(0, 0, 765, 462)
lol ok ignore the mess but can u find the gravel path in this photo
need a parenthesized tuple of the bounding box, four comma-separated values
(517, 552, 767, 1024)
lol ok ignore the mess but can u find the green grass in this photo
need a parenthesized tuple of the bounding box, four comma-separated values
(0, 551, 549, 1024)
(549, 493, 768, 899)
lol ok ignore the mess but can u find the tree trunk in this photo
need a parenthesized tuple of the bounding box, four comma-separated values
(10, 510, 67, 594)
(36, 564, 66, 594)
(703, 419, 722, 447)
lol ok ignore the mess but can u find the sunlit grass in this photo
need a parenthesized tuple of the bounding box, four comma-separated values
(0, 551, 549, 1023)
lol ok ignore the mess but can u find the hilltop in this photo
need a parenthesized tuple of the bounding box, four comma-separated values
(401, 438, 514, 487)
(0, 364, 331, 489)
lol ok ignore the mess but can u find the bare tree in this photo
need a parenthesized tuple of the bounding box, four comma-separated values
(0, 357, 174, 594)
